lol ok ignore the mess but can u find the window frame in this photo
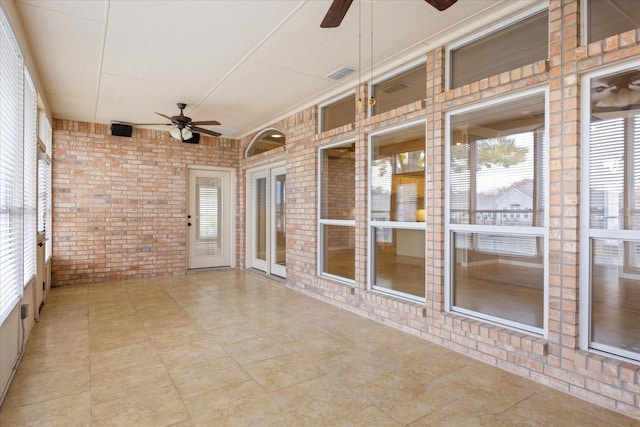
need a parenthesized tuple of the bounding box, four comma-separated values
(444, 87, 549, 336)
(318, 91, 356, 134)
(318, 138, 357, 284)
(368, 119, 427, 302)
(579, 60, 640, 362)
(445, 4, 548, 91)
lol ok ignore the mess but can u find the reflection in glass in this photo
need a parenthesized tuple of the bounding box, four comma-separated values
(322, 225, 355, 280)
(588, 0, 640, 43)
(321, 95, 355, 132)
(452, 232, 544, 329)
(321, 143, 355, 220)
(274, 173, 286, 267)
(372, 64, 426, 116)
(589, 69, 640, 230)
(373, 227, 425, 298)
(450, 94, 546, 227)
(246, 129, 286, 157)
(195, 177, 222, 256)
(591, 239, 640, 354)
(255, 177, 267, 262)
(371, 124, 425, 222)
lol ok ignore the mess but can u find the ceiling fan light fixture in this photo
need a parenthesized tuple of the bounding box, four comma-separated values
(170, 127, 192, 141)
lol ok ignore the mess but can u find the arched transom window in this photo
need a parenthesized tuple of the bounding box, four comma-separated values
(246, 129, 286, 157)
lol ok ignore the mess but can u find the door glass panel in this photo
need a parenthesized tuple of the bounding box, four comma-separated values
(274, 173, 286, 267)
(256, 177, 267, 262)
(195, 176, 222, 256)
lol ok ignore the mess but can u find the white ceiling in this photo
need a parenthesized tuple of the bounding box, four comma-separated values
(9, 0, 538, 138)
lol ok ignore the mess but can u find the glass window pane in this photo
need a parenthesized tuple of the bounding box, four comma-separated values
(247, 129, 286, 157)
(321, 95, 355, 132)
(321, 143, 355, 220)
(274, 173, 286, 267)
(322, 225, 355, 280)
(450, 11, 548, 88)
(373, 227, 425, 298)
(372, 123, 425, 222)
(255, 177, 267, 262)
(450, 93, 546, 226)
(452, 232, 544, 329)
(372, 64, 425, 116)
(589, 68, 640, 230)
(591, 239, 640, 354)
(588, 0, 640, 43)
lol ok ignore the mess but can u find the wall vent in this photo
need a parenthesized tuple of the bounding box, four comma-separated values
(326, 66, 357, 81)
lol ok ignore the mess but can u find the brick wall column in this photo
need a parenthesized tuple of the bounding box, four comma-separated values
(547, 0, 581, 368)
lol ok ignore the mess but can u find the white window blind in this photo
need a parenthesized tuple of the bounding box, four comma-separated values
(39, 114, 52, 261)
(24, 69, 37, 287)
(0, 10, 25, 324)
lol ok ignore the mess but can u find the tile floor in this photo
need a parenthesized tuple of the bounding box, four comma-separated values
(0, 269, 638, 426)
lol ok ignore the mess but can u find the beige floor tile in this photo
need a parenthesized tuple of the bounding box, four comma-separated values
(89, 326, 150, 352)
(157, 337, 227, 368)
(17, 343, 90, 375)
(497, 393, 633, 426)
(408, 399, 518, 427)
(0, 392, 91, 427)
(224, 336, 294, 365)
(1, 365, 90, 408)
(205, 322, 260, 344)
(166, 356, 251, 400)
(2, 270, 638, 426)
(243, 352, 328, 392)
(91, 385, 189, 427)
(271, 375, 371, 425)
(353, 371, 457, 424)
(184, 380, 287, 427)
(326, 406, 403, 427)
(90, 361, 173, 405)
(146, 322, 210, 350)
(90, 340, 161, 374)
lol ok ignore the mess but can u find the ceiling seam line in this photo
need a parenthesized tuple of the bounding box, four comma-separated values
(93, 0, 110, 121)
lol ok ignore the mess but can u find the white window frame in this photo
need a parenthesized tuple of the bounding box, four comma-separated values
(318, 91, 356, 134)
(445, 4, 548, 91)
(368, 119, 427, 302)
(318, 139, 356, 285)
(444, 87, 549, 337)
(579, 60, 640, 362)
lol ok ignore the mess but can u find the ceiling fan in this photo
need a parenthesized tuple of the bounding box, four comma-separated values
(320, 0, 457, 28)
(135, 102, 222, 141)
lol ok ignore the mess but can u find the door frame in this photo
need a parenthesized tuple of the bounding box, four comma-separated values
(186, 165, 236, 270)
(245, 162, 286, 278)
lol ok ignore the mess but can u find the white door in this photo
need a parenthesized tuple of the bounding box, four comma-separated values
(188, 168, 232, 269)
(248, 165, 286, 278)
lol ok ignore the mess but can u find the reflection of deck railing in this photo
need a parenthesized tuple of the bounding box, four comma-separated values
(455, 233, 540, 257)
(450, 209, 541, 226)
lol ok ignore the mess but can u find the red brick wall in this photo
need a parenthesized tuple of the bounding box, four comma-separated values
(52, 121, 239, 285)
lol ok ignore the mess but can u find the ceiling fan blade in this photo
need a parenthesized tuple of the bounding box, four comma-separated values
(190, 120, 221, 126)
(155, 112, 173, 121)
(321, 0, 353, 28)
(425, 0, 457, 11)
(190, 126, 222, 137)
(131, 122, 171, 126)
